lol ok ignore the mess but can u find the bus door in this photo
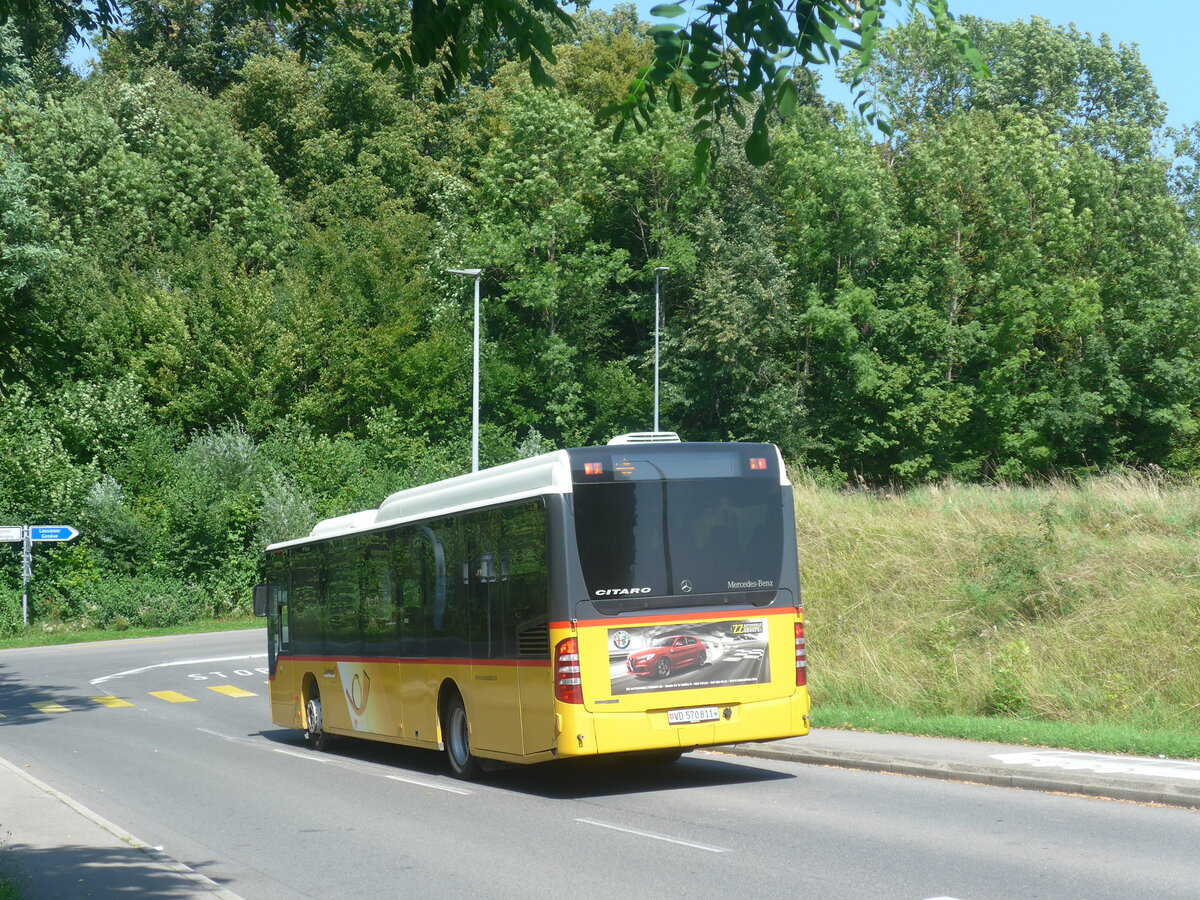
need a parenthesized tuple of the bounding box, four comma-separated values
(464, 510, 524, 757)
(500, 501, 554, 756)
(257, 551, 290, 679)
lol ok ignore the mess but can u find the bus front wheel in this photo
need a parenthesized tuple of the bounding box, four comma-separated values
(444, 693, 481, 780)
(304, 692, 327, 751)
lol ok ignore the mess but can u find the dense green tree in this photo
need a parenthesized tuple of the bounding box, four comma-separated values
(0, 0, 987, 169)
(0, 383, 91, 519)
(100, 0, 283, 94)
(453, 85, 636, 445)
(0, 146, 61, 375)
(3, 0, 1200, 633)
(12, 68, 291, 264)
(264, 212, 456, 437)
(856, 14, 1165, 159)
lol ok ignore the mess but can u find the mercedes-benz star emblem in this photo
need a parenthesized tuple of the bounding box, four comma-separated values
(680, 580, 692, 593)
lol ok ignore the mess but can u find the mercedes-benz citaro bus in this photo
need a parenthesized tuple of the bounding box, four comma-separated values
(254, 433, 810, 779)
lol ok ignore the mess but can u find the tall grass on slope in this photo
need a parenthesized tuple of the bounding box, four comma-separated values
(795, 470, 1200, 734)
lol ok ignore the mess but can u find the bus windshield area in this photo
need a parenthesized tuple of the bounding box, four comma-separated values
(572, 476, 783, 607)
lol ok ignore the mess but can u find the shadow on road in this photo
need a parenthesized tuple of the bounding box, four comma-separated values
(255, 727, 793, 799)
(0, 838, 230, 899)
(0, 664, 105, 728)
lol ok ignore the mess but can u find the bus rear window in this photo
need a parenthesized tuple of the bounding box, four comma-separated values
(572, 477, 783, 604)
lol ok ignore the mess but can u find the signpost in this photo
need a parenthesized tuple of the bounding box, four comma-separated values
(2, 524, 79, 625)
(30, 526, 80, 542)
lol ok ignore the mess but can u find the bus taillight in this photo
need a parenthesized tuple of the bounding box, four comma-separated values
(555, 637, 583, 704)
(795, 622, 808, 687)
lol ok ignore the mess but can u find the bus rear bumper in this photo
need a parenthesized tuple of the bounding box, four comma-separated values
(556, 691, 811, 758)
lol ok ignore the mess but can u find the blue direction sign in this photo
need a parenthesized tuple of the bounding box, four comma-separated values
(30, 525, 80, 542)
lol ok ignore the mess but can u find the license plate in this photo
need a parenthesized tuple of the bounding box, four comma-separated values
(667, 706, 719, 725)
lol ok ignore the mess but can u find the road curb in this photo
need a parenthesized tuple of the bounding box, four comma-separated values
(0, 755, 245, 899)
(723, 743, 1200, 810)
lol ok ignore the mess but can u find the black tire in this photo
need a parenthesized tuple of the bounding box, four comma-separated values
(444, 693, 481, 780)
(304, 692, 327, 751)
(696, 650, 707, 666)
(655, 656, 673, 678)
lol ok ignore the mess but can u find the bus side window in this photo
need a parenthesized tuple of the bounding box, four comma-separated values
(396, 531, 424, 656)
(264, 552, 290, 669)
(324, 538, 363, 657)
(279, 591, 290, 652)
(502, 501, 549, 658)
(417, 521, 462, 655)
(470, 508, 502, 657)
(361, 532, 397, 657)
(290, 545, 323, 655)
(479, 552, 498, 583)
(276, 551, 291, 653)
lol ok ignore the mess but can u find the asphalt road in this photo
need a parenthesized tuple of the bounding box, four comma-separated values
(3, 631, 1200, 899)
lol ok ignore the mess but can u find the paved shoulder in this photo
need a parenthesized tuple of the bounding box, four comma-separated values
(724, 728, 1200, 809)
(0, 754, 243, 899)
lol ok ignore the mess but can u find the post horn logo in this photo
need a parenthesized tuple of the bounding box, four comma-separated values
(345, 672, 371, 716)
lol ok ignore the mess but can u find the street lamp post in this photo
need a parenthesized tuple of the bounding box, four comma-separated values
(447, 267, 483, 472)
(653, 266, 669, 432)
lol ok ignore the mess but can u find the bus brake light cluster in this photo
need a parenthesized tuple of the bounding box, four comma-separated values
(555, 637, 583, 703)
(583, 462, 603, 475)
(749, 457, 768, 470)
(795, 622, 808, 687)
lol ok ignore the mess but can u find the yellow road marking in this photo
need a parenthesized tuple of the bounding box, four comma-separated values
(208, 685, 257, 698)
(91, 696, 134, 708)
(149, 690, 197, 703)
(31, 701, 71, 714)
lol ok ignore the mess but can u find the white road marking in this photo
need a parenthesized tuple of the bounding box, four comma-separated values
(199, 728, 473, 794)
(576, 818, 727, 853)
(91, 654, 267, 685)
(269, 743, 472, 794)
(387, 774, 472, 795)
(990, 750, 1200, 782)
(196, 728, 266, 747)
(274, 748, 333, 763)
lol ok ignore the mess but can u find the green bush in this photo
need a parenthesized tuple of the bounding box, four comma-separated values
(57, 573, 212, 628)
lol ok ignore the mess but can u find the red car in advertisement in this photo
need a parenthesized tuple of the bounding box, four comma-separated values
(626, 634, 707, 678)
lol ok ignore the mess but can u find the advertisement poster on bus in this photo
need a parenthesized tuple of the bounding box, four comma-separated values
(606, 619, 770, 695)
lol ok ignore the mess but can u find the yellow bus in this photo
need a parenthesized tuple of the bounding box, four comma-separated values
(254, 434, 810, 778)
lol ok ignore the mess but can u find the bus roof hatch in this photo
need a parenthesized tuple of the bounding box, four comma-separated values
(607, 432, 682, 445)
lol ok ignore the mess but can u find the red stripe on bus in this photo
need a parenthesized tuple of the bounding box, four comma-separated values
(551, 606, 799, 630)
(281, 655, 550, 667)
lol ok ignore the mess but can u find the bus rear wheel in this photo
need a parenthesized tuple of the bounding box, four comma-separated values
(444, 693, 481, 780)
(304, 693, 327, 751)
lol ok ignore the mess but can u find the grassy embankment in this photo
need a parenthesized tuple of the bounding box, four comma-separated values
(0, 616, 260, 651)
(798, 470, 1200, 758)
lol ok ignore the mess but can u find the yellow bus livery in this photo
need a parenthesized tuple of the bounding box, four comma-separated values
(254, 434, 810, 778)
